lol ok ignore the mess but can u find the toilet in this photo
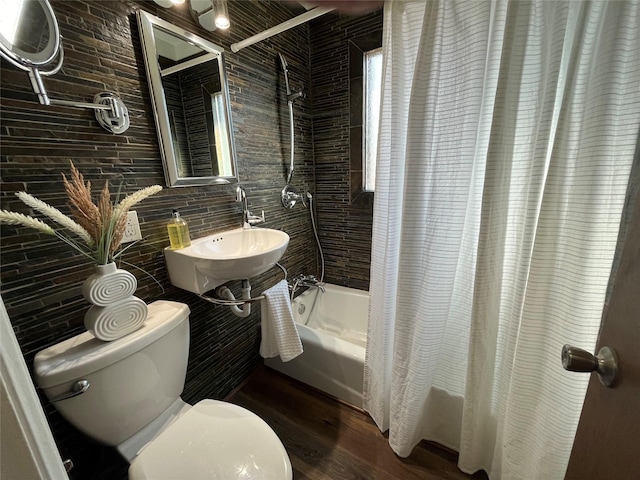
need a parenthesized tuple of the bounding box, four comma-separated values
(33, 300, 292, 479)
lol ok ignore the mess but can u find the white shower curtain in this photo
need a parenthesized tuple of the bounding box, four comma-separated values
(364, 1, 640, 478)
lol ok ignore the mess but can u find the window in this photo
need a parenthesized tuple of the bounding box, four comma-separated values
(363, 48, 382, 192)
(348, 30, 382, 203)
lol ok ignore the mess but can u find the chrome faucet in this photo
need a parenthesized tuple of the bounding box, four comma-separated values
(236, 185, 265, 228)
(289, 274, 325, 299)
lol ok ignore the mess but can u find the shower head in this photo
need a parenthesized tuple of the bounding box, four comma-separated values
(279, 52, 292, 96)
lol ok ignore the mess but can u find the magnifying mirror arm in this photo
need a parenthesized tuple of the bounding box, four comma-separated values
(28, 68, 52, 106)
(49, 98, 116, 111)
(28, 56, 121, 110)
(26, 40, 65, 106)
(3, 33, 129, 133)
(25, 65, 130, 133)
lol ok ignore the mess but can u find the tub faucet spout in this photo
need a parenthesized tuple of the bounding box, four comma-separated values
(304, 275, 325, 292)
(289, 274, 325, 297)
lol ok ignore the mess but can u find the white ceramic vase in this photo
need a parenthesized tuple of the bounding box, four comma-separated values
(82, 263, 148, 341)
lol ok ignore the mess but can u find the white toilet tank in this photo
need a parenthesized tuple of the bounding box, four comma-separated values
(34, 300, 190, 446)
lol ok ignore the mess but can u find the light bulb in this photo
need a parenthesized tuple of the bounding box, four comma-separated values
(214, 0, 230, 29)
(215, 14, 230, 29)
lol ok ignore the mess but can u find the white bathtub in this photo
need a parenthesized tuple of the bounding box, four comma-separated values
(264, 283, 368, 408)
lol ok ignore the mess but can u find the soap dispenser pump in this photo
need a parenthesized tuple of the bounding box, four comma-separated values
(167, 209, 191, 249)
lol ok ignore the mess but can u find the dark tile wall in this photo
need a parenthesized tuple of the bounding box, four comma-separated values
(309, 10, 383, 291)
(0, 1, 315, 479)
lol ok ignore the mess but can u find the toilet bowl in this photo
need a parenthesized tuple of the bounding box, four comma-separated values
(128, 399, 290, 479)
(33, 300, 292, 479)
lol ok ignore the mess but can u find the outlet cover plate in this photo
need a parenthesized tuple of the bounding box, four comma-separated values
(122, 210, 142, 243)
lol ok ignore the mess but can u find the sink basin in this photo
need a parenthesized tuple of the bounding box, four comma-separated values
(164, 228, 290, 294)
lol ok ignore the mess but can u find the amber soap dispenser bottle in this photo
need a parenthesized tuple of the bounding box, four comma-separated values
(167, 209, 191, 249)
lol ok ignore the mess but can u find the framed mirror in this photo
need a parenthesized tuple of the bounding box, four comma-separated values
(137, 10, 238, 187)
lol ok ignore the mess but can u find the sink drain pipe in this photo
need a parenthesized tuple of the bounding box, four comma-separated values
(216, 280, 253, 318)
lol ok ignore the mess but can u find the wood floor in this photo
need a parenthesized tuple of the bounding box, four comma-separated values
(227, 366, 488, 480)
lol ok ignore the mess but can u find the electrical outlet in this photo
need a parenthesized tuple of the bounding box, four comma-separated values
(122, 210, 142, 243)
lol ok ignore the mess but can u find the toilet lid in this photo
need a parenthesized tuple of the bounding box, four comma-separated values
(128, 399, 292, 480)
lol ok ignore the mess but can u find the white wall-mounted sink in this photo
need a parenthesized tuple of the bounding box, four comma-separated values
(164, 228, 290, 294)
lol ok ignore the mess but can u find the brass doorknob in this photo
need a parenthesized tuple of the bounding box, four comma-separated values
(561, 345, 618, 387)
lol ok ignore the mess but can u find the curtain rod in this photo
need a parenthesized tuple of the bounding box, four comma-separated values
(230, 6, 335, 53)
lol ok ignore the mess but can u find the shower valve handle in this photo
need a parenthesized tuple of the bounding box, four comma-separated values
(281, 184, 305, 209)
(561, 344, 618, 387)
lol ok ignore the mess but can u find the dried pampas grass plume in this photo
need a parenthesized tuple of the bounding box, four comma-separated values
(1, 161, 162, 265)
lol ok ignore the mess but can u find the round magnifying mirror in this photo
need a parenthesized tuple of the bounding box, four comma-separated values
(0, 0, 129, 134)
(0, 0, 60, 70)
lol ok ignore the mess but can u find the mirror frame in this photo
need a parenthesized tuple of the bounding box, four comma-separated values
(137, 9, 238, 187)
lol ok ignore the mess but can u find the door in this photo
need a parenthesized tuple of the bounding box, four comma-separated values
(564, 184, 640, 479)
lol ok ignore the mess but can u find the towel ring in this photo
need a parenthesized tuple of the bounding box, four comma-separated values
(198, 263, 287, 306)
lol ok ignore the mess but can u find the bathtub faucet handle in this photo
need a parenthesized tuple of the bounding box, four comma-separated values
(293, 274, 325, 292)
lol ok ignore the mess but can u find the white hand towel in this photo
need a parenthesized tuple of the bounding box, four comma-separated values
(260, 279, 303, 362)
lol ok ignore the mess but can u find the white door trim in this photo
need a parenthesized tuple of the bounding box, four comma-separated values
(0, 295, 69, 480)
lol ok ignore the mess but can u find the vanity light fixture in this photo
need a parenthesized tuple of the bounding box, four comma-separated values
(153, 0, 230, 32)
(189, 0, 229, 32)
(214, 0, 230, 30)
